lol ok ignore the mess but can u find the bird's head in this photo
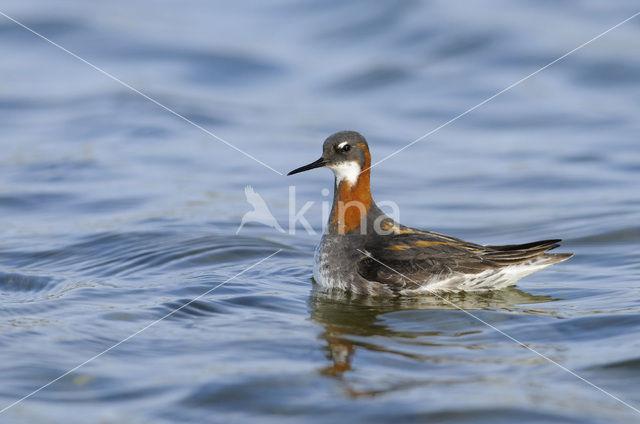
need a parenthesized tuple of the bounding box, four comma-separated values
(287, 131, 371, 185)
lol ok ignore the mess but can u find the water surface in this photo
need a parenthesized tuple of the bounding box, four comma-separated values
(1, 1, 640, 423)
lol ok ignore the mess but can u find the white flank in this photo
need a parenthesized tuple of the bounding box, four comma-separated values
(401, 256, 561, 295)
(328, 161, 360, 185)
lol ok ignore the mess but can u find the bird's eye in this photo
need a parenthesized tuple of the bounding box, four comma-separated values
(342, 144, 351, 152)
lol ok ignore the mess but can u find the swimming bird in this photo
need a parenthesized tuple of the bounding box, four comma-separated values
(288, 131, 572, 296)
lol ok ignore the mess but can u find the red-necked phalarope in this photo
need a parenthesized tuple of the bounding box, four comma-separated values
(288, 131, 572, 296)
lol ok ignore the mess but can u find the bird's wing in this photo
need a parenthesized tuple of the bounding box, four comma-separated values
(245, 185, 270, 208)
(357, 232, 493, 292)
(357, 229, 566, 292)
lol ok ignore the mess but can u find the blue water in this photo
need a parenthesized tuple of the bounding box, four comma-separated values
(1, 1, 640, 423)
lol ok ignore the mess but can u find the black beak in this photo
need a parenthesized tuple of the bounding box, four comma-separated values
(287, 157, 326, 176)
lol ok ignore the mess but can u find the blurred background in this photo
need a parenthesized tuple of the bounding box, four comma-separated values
(1, 1, 639, 423)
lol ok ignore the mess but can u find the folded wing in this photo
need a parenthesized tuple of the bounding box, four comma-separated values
(357, 230, 571, 292)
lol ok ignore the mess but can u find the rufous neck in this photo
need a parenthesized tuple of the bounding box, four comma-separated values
(328, 168, 372, 235)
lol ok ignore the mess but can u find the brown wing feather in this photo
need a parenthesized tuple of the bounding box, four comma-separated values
(358, 232, 496, 291)
(357, 229, 571, 292)
(481, 239, 566, 266)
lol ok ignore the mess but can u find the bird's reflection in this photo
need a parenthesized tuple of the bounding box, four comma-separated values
(309, 286, 558, 381)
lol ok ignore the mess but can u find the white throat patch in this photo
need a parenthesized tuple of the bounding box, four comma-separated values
(328, 161, 361, 185)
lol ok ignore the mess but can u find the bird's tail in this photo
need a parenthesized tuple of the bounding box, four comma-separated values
(483, 239, 573, 267)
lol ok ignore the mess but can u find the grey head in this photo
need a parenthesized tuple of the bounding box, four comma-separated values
(287, 131, 371, 184)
